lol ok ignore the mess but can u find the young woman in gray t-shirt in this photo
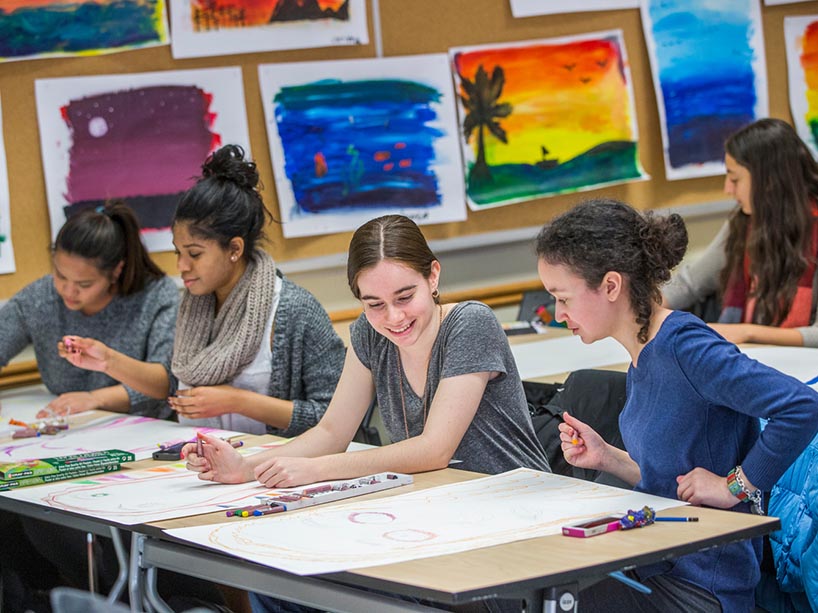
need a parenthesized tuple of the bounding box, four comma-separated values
(185, 214, 549, 486)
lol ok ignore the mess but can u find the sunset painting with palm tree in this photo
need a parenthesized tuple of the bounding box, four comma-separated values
(452, 31, 646, 209)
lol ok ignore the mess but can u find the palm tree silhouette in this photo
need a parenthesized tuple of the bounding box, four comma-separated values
(459, 64, 512, 182)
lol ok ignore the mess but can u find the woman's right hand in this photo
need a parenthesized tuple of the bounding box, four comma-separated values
(58, 336, 112, 373)
(558, 412, 609, 471)
(183, 433, 254, 484)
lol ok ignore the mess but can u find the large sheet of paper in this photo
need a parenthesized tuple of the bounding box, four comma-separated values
(169, 0, 367, 59)
(0, 442, 379, 524)
(511, 335, 629, 380)
(510, 1, 638, 16)
(0, 413, 241, 462)
(641, 0, 768, 180)
(36, 67, 250, 253)
(0, 385, 55, 426)
(259, 54, 466, 238)
(167, 468, 681, 576)
(451, 31, 647, 210)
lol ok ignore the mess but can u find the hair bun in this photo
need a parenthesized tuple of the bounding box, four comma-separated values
(201, 144, 259, 190)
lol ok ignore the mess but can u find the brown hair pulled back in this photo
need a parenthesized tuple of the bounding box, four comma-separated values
(347, 215, 439, 302)
(53, 201, 164, 295)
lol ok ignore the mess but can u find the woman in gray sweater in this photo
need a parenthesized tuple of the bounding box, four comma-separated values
(67, 145, 345, 436)
(0, 202, 177, 418)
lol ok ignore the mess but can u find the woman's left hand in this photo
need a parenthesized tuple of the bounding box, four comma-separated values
(168, 385, 238, 420)
(37, 391, 99, 417)
(676, 467, 739, 509)
(254, 456, 323, 488)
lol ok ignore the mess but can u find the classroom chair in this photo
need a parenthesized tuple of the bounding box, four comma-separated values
(50, 587, 215, 613)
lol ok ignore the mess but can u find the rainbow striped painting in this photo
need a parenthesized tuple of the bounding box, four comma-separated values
(35, 68, 251, 253)
(169, 0, 367, 59)
(641, 0, 768, 180)
(785, 15, 818, 158)
(450, 31, 646, 210)
(0, 0, 168, 62)
(259, 54, 465, 239)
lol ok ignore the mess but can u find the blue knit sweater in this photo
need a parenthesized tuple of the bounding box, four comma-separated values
(621, 311, 818, 612)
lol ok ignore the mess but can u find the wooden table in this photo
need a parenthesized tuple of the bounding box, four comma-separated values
(134, 466, 778, 613)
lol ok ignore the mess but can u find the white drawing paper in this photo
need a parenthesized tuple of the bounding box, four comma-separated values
(259, 54, 466, 238)
(0, 413, 242, 462)
(169, 0, 368, 59)
(167, 468, 682, 575)
(510, 0, 638, 16)
(0, 447, 397, 525)
(511, 335, 630, 380)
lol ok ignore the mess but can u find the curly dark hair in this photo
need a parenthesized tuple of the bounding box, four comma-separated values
(722, 119, 818, 325)
(536, 199, 688, 343)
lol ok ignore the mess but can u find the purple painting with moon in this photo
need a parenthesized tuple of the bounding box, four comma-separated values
(61, 85, 220, 232)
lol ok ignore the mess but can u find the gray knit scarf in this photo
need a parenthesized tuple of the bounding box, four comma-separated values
(172, 249, 277, 386)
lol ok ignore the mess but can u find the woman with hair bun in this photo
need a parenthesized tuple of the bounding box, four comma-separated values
(71, 144, 345, 436)
(0, 201, 177, 418)
(536, 198, 818, 612)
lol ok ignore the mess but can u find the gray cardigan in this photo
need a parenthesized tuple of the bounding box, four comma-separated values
(0, 275, 178, 418)
(664, 222, 818, 347)
(169, 274, 346, 437)
(266, 275, 346, 437)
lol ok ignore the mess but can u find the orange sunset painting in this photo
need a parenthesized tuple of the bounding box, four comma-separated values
(451, 31, 646, 209)
(189, 0, 348, 30)
(171, 0, 365, 59)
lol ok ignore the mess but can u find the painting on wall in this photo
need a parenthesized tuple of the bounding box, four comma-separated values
(785, 15, 818, 158)
(0, 0, 168, 62)
(169, 0, 367, 59)
(450, 31, 647, 210)
(0, 97, 14, 275)
(510, 0, 638, 17)
(35, 67, 251, 253)
(641, 0, 768, 180)
(259, 54, 466, 239)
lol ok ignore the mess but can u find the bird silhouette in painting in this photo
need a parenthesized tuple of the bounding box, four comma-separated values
(563, 63, 576, 71)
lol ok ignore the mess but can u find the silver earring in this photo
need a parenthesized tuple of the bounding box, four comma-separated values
(432, 288, 439, 299)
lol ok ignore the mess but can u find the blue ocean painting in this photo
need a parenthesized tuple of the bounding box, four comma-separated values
(273, 79, 445, 215)
(644, 0, 765, 175)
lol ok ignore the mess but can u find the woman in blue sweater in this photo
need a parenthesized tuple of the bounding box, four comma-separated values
(535, 198, 818, 612)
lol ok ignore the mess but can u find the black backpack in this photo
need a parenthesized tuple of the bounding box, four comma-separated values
(525, 369, 628, 484)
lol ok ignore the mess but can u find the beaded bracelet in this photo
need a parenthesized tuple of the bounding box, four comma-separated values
(727, 466, 764, 515)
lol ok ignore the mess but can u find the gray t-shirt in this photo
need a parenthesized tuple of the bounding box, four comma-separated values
(351, 301, 550, 475)
(0, 275, 178, 418)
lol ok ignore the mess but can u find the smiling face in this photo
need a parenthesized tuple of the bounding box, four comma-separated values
(52, 250, 120, 316)
(724, 153, 753, 215)
(537, 259, 615, 344)
(356, 259, 440, 348)
(172, 222, 244, 305)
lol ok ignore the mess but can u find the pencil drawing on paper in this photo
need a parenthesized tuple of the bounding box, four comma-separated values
(167, 468, 681, 575)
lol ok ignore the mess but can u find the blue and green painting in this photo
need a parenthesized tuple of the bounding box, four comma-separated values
(273, 78, 444, 215)
(0, 0, 167, 61)
(642, 0, 765, 178)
